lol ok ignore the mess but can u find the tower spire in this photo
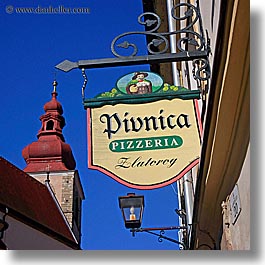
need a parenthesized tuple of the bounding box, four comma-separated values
(53, 79, 58, 93)
(22, 81, 76, 172)
(22, 80, 84, 244)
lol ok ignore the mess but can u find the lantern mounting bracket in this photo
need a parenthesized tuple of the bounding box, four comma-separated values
(130, 226, 188, 250)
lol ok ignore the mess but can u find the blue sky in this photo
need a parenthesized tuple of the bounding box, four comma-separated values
(1, 1, 265, 264)
(0, 0, 185, 250)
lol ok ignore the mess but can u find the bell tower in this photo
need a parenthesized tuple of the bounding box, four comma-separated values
(22, 81, 84, 243)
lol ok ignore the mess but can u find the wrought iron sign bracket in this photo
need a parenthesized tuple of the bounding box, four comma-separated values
(55, 1, 211, 100)
(56, 50, 208, 72)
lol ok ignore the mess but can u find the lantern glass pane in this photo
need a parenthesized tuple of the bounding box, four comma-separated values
(123, 206, 141, 222)
(118, 194, 144, 229)
(119, 196, 144, 208)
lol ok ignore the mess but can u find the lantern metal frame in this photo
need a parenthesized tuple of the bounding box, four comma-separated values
(118, 193, 144, 229)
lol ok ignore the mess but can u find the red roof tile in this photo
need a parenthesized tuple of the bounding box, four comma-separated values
(0, 156, 79, 249)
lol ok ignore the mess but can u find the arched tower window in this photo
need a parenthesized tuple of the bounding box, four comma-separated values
(46, 120, 54, 130)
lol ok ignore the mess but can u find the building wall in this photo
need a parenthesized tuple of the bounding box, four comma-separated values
(1, 215, 73, 250)
(191, 0, 250, 249)
(29, 170, 84, 242)
(151, 0, 250, 250)
(221, 145, 250, 250)
(30, 171, 74, 224)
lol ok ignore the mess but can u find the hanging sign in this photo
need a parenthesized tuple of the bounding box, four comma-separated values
(84, 71, 202, 189)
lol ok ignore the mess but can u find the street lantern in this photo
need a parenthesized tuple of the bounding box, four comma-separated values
(118, 193, 144, 229)
(118, 193, 188, 249)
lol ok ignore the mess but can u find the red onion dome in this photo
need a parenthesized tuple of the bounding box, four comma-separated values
(43, 81, 63, 114)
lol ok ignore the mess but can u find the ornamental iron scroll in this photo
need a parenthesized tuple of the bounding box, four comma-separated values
(111, 3, 208, 58)
(192, 58, 211, 94)
(55, 2, 211, 99)
(109, 2, 211, 98)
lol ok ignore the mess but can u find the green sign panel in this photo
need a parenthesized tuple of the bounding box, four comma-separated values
(109, 135, 183, 152)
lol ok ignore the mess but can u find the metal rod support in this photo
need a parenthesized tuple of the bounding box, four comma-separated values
(133, 226, 187, 232)
(55, 51, 208, 72)
(130, 226, 188, 249)
(144, 230, 187, 249)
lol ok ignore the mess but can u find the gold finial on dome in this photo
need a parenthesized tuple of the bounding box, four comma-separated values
(53, 80, 58, 93)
